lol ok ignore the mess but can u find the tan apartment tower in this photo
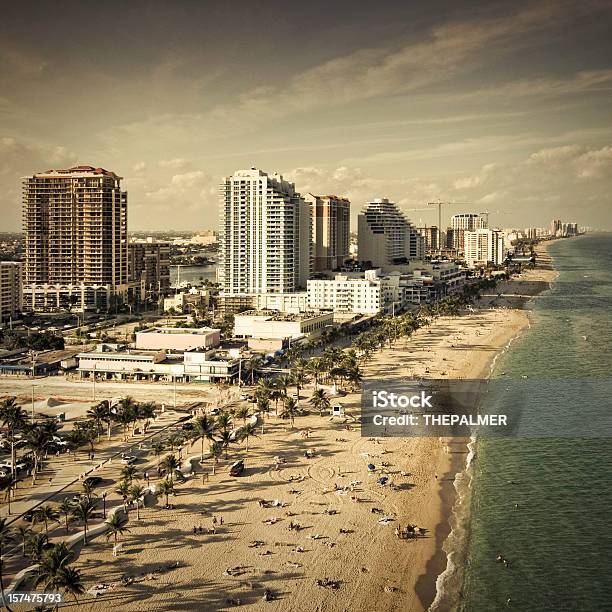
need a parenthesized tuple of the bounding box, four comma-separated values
(22, 165, 128, 311)
(304, 193, 350, 271)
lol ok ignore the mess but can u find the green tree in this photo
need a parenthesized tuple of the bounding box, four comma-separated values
(240, 423, 258, 453)
(58, 498, 74, 532)
(281, 397, 300, 428)
(309, 388, 331, 416)
(71, 498, 97, 545)
(32, 505, 59, 538)
(105, 512, 130, 548)
(0, 518, 14, 609)
(129, 484, 146, 520)
(159, 454, 180, 482)
(157, 478, 174, 506)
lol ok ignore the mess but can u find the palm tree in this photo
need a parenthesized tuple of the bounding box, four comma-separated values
(58, 498, 73, 532)
(209, 441, 223, 475)
(256, 396, 270, 434)
(25, 424, 52, 484)
(0, 475, 15, 515)
(157, 478, 174, 506)
(81, 480, 97, 501)
(234, 405, 250, 425)
(160, 454, 180, 482)
(281, 397, 300, 428)
(115, 396, 138, 441)
(305, 358, 323, 390)
(55, 566, 85, 604)
(120, 464, 138, 483)
(290, 370, 308, 402)
(310, 388, 331, 416)
(105, 512, 130, 548)
(215, 411, 232, 433)
(34, 542, 74, 591)
(190, 415, 217, 462)
(0, 517, 14, 610)
(240, 423, 258, 453)
(87, 401, 111, 442)
(0, 397, 27, 480)
(151, 441, 165, 466)
(115, 481, 131, 513)
(137, 402, 157, 434)
(129, 484, 146, 520)
(217, 429, 233, 459)
(25, 532, 49, 562)
(16, 525, 32, 557)
(32, 505, 59, 538)
(71, 498, 97, 545)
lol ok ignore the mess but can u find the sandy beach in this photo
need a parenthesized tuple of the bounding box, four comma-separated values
(41, 256, 556, 612)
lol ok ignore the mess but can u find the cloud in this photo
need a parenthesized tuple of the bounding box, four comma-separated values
(159, 158, 190, 170)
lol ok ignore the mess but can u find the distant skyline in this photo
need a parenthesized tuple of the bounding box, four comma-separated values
(1, 0, 612, 231)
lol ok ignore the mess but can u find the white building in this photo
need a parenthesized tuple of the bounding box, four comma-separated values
(233, 310, 333, 340)
(0, 262, 22, 323)
(464, 229, 505, 267)
(135, 327, 220, 351)
(307, 273, 381, 315)
(357, 199, 423, 267)
(77, 343, 239, 383)
(449, 213, 485, 252)
(218, 168, 311, 299)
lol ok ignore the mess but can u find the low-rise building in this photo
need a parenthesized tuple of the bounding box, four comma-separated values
(163, 288, 211, 313)
(135, 326, 220, 351)
(77, 343, 239, 383)
(217, 291, 309, 314)
(233, 310, 333, 340)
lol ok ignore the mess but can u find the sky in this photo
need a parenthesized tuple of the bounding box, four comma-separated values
(1, 0, 612, 231)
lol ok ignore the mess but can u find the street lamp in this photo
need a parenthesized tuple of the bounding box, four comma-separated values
(102, 491, 108, 519)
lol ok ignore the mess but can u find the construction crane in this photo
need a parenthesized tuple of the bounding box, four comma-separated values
(479, 209, 510, 227)
(427, 200, 472, 230)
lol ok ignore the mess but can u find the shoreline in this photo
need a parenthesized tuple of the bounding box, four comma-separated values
(424, 244, 559, 612)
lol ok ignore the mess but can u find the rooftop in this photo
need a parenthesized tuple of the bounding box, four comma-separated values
(138, 326, 220, 335)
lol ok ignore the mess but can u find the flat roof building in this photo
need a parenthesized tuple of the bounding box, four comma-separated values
(135, 326, 220, 351)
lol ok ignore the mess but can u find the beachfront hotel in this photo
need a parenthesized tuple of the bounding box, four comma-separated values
(464, 228, 505, 268)
(304, 193, 351, 272)
(22, 165, 129, 312)
(217, 168, 311, 313)
(449, 213, 486, 252)
(357, 199, 423, 268)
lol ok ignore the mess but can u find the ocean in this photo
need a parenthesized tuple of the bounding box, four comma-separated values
(437, 234, 612, 611)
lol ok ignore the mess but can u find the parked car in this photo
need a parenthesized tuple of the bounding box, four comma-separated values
(0, 460, 27, 472)
(22, 510, 34, 522)
(209, 407, 221, 416)
(229, 459, 245, 476)
(181, 422, 194, 431)
(120, 455, 137, 465)
(83, 476, 103, 487)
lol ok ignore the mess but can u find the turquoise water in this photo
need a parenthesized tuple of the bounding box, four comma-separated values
(459, 234, 612, 611)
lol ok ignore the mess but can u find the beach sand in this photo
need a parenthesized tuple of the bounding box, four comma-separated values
(68, 257, 557, 612)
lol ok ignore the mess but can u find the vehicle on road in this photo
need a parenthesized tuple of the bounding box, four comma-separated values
(120, 455, 137, 464)
(83, 476, 103, 487)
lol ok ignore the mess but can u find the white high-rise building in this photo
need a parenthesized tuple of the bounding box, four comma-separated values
(450, 213, 485, 252)
(357, 199, 423, 267)
(218, 168, 311, 298)
(464, 229, 505, 267)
